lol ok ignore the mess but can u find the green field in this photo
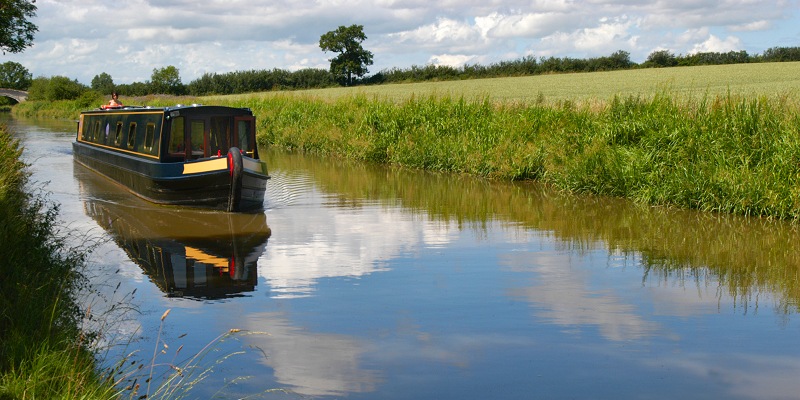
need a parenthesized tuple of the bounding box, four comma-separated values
(209, 62, 800, 103)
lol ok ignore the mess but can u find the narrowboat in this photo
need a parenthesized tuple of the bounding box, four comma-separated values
(73, 104, 269, 212)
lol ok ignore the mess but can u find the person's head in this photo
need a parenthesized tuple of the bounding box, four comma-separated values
(112, 92, 118, 99)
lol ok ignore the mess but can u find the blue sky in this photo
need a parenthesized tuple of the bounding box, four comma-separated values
(4, 0, 799, 85)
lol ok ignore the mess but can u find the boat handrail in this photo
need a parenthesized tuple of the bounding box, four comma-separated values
(97, 105, 148, 111)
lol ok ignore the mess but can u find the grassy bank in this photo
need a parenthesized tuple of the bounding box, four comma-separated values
(0, 125, 117, 398)
(12, 63, 800, 220)
(222, 92, 800, 220)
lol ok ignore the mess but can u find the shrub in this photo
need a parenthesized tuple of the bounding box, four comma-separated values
(26, 75, 88, 102)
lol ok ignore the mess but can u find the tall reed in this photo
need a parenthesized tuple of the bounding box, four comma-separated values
(0, 124, 119, 398)
(238, 92, 800, 220)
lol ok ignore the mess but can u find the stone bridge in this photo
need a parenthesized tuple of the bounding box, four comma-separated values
(0, 88, 28, 102)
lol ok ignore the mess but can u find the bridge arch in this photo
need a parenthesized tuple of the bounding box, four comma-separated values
(0, 89, 28, 102)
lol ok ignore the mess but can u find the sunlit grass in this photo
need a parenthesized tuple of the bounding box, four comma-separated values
(232, 90, 800, 220)
(0, 125, 119, 399)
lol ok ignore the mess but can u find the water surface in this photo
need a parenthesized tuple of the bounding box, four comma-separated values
(6, 115, 800, 399)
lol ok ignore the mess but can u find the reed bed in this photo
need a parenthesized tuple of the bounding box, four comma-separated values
(223, 92, 800, 220)
(0, 125, 119, 398)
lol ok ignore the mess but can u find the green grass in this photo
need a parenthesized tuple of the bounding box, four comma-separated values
(228, 90, 800, 219)
(0, 125, 120, 399)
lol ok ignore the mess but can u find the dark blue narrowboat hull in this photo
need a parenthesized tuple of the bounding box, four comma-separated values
(73, 141, 267, 211)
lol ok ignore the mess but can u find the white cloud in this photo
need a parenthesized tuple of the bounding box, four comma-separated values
(689, 34, 743, 54)
(730, 20, 772, 32)
(4, 0, 797, 83)
(391, 18, 485, 50)
(538, 16, 636, 56)
(678, 27, 713, 44)
(573, 17, 635, 50)
(481, 12, 572, 38)
(428, 54, 480, 67)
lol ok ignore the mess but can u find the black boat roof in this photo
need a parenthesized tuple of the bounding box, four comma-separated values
(82, 104, 252, 115)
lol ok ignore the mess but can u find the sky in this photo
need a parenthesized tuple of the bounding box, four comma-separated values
(3, 0, 800, 86)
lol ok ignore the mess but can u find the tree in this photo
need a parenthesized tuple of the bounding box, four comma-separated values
(115, 81, 149, 97)
(150, 65, 184, 95)
(761, 47, 800, 62)
(0, 0, 38, 54)
(26, 75, 87, 101)
(319, 24, 374, 86)
(608, 50, 633, 70)
(0, 61, 31, 89)
(644, 50, 678, 68)
(91, 72, 115, 94)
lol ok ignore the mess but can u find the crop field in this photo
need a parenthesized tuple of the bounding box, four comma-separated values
(211, 61, 800, 104)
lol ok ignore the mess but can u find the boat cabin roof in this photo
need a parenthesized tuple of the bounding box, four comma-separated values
(82, 104, 253, 117)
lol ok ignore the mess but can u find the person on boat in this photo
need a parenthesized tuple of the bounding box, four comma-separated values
(108, 92, 122, 107)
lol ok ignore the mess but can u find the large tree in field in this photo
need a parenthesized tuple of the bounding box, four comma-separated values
(319, 24, 373, 86)
(0, 0, 38, 54)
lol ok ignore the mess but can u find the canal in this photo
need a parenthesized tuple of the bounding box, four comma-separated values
(6, 115, 800, 399)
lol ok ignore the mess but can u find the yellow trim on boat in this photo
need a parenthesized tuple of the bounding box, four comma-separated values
(185, 246, 229, 268)
(182, 157, 228, 175)
(77, 139, 161, 160)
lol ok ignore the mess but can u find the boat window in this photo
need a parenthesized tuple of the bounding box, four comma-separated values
(144, 123, 156, 154)
(114, 122, 123, 146)
(168, 116, 184, 156)
(128, 122, 137, 150)
(209, 117, 229, 157)
(236, 119, 251, 154)
(92, 120, 101, 142)
(190, 120, 205, 159)
(77, 115, 84, 140)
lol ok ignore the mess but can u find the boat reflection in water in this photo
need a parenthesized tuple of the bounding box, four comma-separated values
(76, 163, 271, 300)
